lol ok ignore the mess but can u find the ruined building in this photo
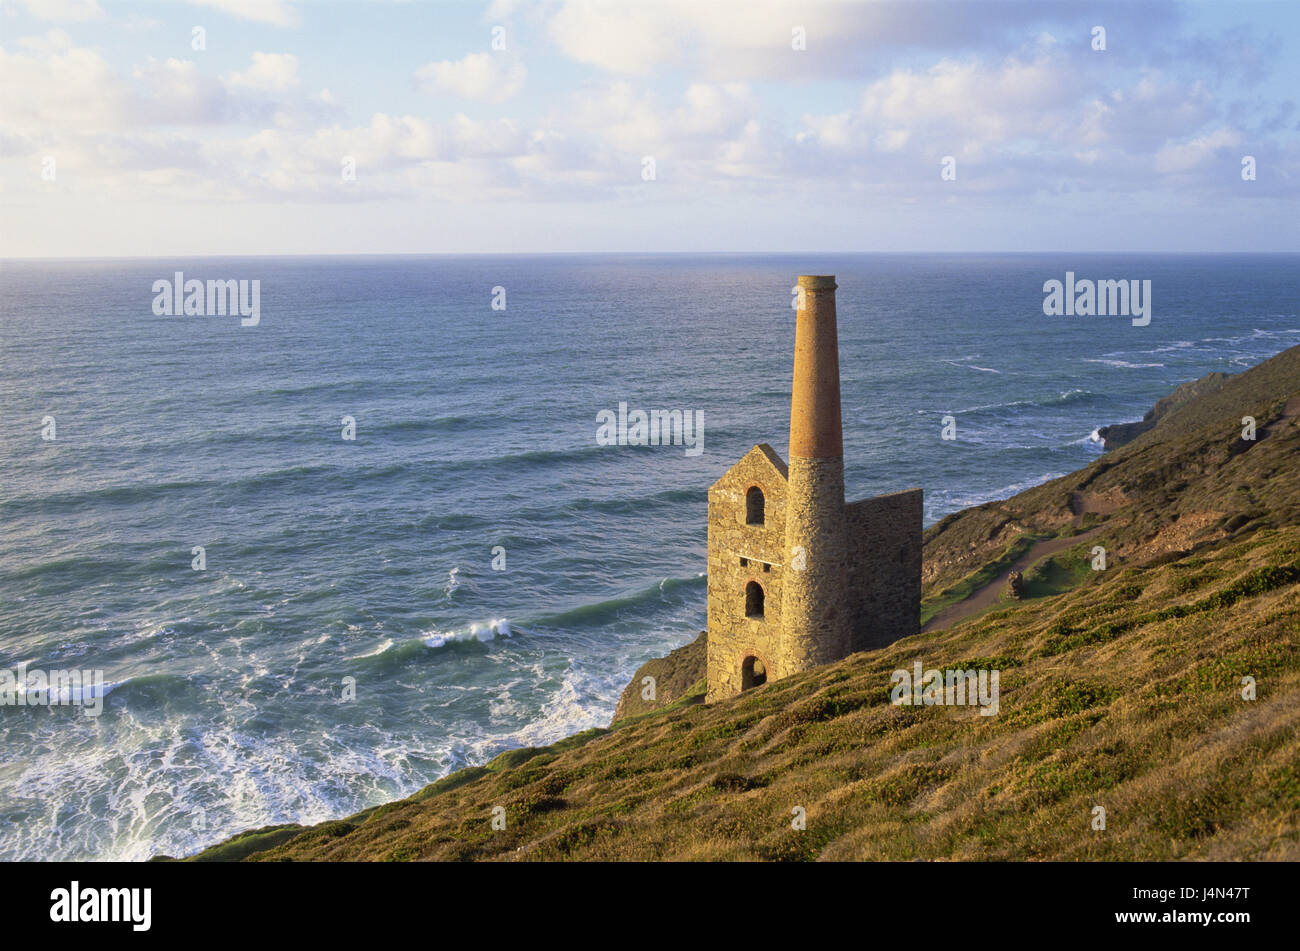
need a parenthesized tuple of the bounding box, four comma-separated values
(705, 275, 923, 702)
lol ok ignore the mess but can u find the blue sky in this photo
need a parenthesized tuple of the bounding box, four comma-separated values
(2, 0, 1297, 255)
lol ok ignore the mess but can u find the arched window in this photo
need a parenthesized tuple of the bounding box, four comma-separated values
(745, 581, 764, 619)
(745, 486, 765, 525)
(742, 655, 767, 690)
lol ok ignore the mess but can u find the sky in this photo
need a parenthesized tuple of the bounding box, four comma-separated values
(1, 0, 1298, 256)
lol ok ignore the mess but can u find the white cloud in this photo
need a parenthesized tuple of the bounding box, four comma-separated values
(187, 0, 299, 28)
(18, 0, 104, 22)
(854, 56, 1075, 146)
(1, 31, 133, 132)
(540, 0, 1100, 79)
(1155, 127, 1241, 174)
(131, 57, 231, 124)
(0, 6, 1291, 218)
(0, 32, 330, 187)
(226, 52, 301, 93)
(485, 0, 523, 21)
(545, 1, 683, 75)
(121, 13, 163, 32)
(415, 53, 526, 103)
(544, 0, 869, 77)
(795, 53, 1214, 173)
(565, 81, 758, 161)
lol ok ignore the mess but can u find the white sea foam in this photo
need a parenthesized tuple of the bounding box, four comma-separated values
(15, 678, 124, 704)
(422, 618, 512, 649)
(943, 359, 1000, 373)
(1074, 432, 1107, 453)
(1082, 358, 1165, 369)
(347, 638, 393, 660)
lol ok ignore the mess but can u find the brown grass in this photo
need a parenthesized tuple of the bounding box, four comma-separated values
(180, 343, 1300, 863)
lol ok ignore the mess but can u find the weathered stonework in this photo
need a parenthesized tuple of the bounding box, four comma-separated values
(705, 445, 787, 702)
(781, 455, 850, 671)
(705, 275, 922, 702)
(844, 489, 923, 652)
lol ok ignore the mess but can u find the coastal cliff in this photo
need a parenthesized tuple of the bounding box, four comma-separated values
(614, 355, 1296, 721)
(1094, 370, 1232, 449)
(179, 344, 1300, 861)
(611, 631, 706, 723)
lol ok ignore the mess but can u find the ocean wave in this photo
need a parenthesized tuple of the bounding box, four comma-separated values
(526, 575, 705, 629)
(934, 387, 1099, 419)
(336, 619, 524, 674)
(943, 359, 1000, 374)
(14, 678, 124, 704)
(1137, 340, 1208, 354)
(423, 618, 513, 649)
(12, 671, 192, 708)
(2, 443, 623, 517)
(0, 479, 209, 518)
(1201, 327, 1300, 346)
(363, 415, 485, 435)
(505, 668, 612, 750)
(345, 638, 394, 661)
(1044, 388, 1098, 407)
(413, 511, 493, 534)
(396, 575, 706, 656)
(926, 472, 1069, 516)
(181, 414, 489, 450)
(1082, 358, 1165, 369)
(557, 486, 705, 517)
(260, 379, 381, 399)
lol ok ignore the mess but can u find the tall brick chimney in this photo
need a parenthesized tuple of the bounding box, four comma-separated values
(780, 275, 850, 672)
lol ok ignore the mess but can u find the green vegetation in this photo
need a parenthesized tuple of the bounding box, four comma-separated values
(1019, 547, 1096, 600)
(187, 344, 1300, 862)
(920, 533, 1042, 625)
(196, 525, 1299, 862)
(612, 678, 707, 728)
(160, 824, 305, 863)
(921, 345, 1300, 601)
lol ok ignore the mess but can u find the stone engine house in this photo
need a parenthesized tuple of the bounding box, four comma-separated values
(705, 275, 923, 702)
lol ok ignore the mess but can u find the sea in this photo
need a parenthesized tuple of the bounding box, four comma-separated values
(1, 252, 1297, 860)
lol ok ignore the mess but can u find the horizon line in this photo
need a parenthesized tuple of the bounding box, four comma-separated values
(4, 249, 1300, 262)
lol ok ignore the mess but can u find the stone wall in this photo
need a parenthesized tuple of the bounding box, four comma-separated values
(705, 444, 787, 702)
(779, 454, 850, 671)
(706, 445, 922, 701)
(844, 488, 923, 652)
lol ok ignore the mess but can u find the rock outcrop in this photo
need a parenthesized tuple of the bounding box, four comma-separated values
(1096, 371, 1232, 449)
(610, 630, 706, 724)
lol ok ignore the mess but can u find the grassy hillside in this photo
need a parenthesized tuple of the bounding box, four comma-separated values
(179, 345, 1300, 862)
(922, 344, 1300, 599)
